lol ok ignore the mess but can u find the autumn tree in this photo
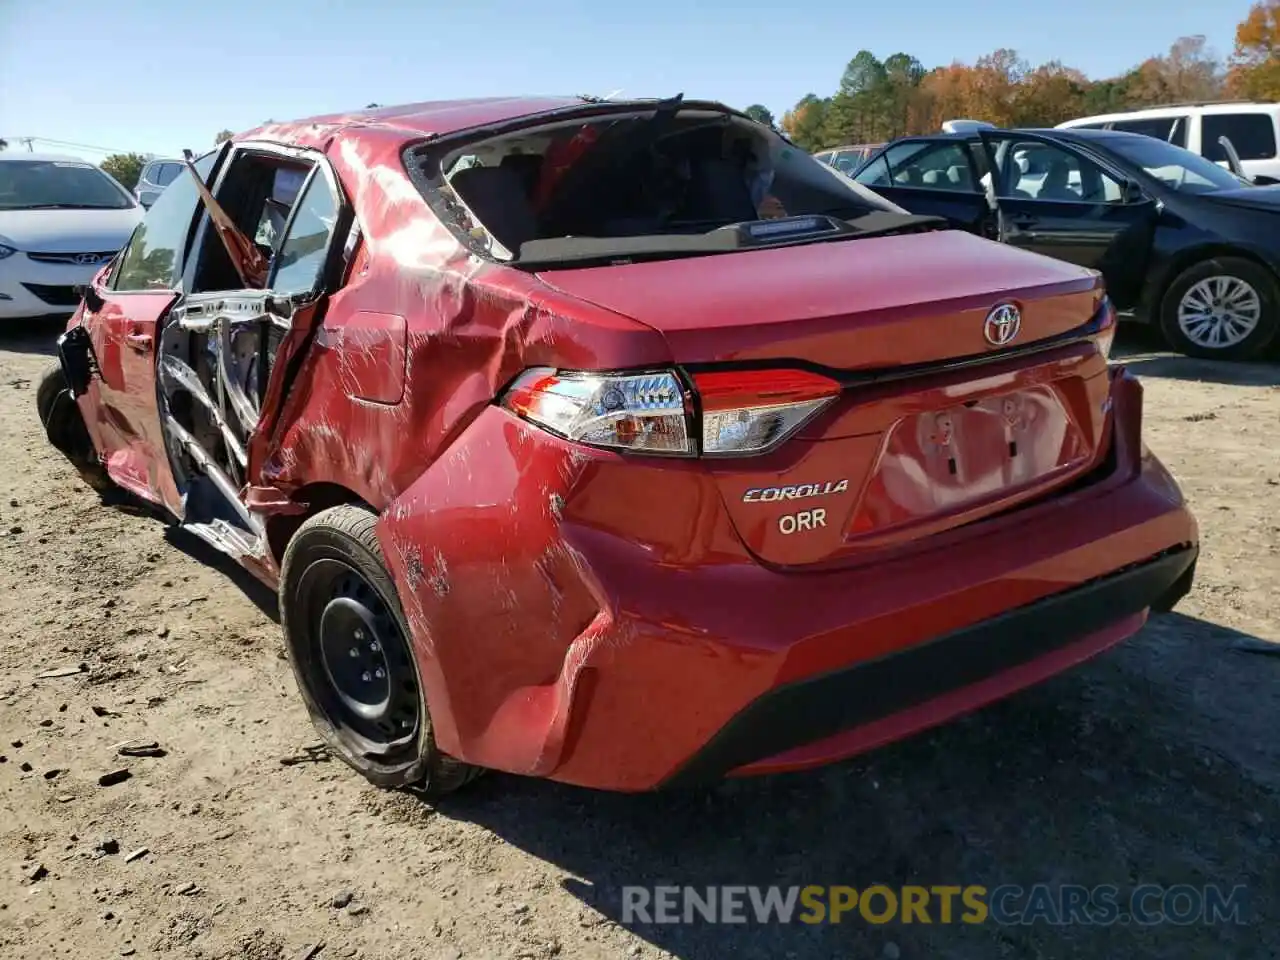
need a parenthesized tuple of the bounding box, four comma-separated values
(782, 32, 1245, 154)
(1228, 0, 1280, 100)
(781, 94, 830, 151)
(969, 49, 1029, 126)
(1080, 73, 1137, 114)
(915, 64, 973, 131)
(1165, 35, 1226, 100)
(100, 153, 148, 191)
(1013, 62, 1091, 126)
(910, 51, 1031, 131)
(743, 104, 776, 127)
(1125, 36, 1224, 106)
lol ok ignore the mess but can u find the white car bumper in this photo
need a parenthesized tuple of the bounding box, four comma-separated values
(0, 252, 105, 320)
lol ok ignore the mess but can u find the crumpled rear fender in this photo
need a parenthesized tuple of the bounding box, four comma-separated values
(373, 401, 755, 779)
(374, 404, 611, 774)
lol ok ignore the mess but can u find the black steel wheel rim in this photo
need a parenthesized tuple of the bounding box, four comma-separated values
(296, 558, 420, 759)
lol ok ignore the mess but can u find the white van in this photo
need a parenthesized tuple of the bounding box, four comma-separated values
(1056, 102, 1280, 184)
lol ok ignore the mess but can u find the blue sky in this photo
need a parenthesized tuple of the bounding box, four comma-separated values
(0, 0, 1255, 160)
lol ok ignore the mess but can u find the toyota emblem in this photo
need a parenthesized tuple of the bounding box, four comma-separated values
(984, 303, 1021, 347)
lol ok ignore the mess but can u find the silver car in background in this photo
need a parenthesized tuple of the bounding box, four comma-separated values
(135, 157, 185, 208)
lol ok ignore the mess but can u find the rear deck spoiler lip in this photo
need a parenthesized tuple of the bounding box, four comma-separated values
(676, 296, 1116, 390)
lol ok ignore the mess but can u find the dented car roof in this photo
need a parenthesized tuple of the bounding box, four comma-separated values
(238, 97, 612, 148)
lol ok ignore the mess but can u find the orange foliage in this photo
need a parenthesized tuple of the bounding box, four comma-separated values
(1227, 0, 1280, 100)
(779, 27, 1251, 151)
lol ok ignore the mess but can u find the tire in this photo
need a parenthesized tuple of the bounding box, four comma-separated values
(278, 504, 482, 798)
(36, 363, 113, 494)
(1158, 257, 1280, 361)
(36, 361, 64, 429)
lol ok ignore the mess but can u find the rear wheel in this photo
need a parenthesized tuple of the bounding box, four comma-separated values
(278, 504, 481, 797)
(36, 363, 113, 494)
(36, 362, 64, 427)
(1158, 257, 1280, 361)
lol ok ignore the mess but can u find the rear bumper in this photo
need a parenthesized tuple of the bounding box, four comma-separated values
(663, 544, 1195, 788)
(376, 366, 1198, 792)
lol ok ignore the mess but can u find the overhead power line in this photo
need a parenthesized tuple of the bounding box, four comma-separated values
(1, 136, 136, 155)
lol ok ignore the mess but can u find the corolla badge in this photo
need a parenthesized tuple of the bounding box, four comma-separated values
(984, 302, 1021, 347)
(743, 480, 848, 503)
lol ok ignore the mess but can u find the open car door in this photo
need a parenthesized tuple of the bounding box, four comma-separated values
(976, 130, 1158, 309)
(153, 149, 355, 567)
(59, 145, 231, 514)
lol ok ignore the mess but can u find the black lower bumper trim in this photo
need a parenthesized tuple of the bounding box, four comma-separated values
(661, 545, 1198, 789)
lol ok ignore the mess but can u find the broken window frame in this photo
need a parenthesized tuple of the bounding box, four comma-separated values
(402, 102, 742, 263)
(110, 148, 228, 293)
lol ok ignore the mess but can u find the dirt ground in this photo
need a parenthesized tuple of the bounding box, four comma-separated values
(0, 322, 1277, 960)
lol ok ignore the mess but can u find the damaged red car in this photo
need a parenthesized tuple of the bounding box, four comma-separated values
(39, 95, 1199, 796)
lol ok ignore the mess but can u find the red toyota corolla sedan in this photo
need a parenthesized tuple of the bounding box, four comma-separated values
(39, 96, 1198, 796)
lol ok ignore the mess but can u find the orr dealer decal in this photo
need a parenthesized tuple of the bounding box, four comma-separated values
(742, 479, 850, 536)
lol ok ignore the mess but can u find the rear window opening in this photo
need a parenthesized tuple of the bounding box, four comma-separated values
(405, 104, 930, 266)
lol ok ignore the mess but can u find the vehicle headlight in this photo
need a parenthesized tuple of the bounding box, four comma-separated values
(0, 244, 17, 260)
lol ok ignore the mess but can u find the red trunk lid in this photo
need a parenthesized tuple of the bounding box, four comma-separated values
(535, 229, 1103, 369)
(536, 229, 1113, 567)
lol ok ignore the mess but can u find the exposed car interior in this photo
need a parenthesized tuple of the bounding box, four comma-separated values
(998, 143, 1120, 202)
(189, 154, 312, 293)
(156, 150, 342, 560)
(857, 137, 1128, 205)
(430, 107, 899, 259)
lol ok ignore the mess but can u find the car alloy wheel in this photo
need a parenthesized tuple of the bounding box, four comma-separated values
(1177, 275, 1262, 350)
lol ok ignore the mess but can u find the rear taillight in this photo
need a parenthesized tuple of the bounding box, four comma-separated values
(692, 368, 840, 456)
(1093, 295, 1117, 359)
(503, 369, 694, 455)
(501, 367, 840, 457)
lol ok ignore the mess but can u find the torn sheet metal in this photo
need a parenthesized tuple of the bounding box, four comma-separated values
(246, 125, 671, 513)
(157, 293, 282, 568)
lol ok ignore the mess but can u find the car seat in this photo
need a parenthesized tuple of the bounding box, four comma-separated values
(1038, 159, 1078, 201)
(449, 165, 540, 254)
(946, 165, 973, 190)
(499, 153, 543, 198)
(679, 156, 759, 223)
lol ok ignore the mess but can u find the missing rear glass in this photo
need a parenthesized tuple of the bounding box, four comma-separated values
(403, 103, 925, 266)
